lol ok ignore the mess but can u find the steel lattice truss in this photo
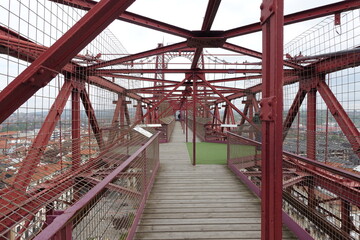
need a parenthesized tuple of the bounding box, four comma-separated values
(0, 0, 360, 239)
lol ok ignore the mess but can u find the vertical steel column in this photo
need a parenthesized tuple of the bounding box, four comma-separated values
(307, 88, 317, 160)
(119, 95, 125, 127)
(192, 78, 197, 166)
(72, 88, 81, 171)
(186, 105, 188, 142)
(306, 88, 317, 213)
(341, 200, 351, 234)
(249, 99, 254, 139)
(260, 0, 284, 239)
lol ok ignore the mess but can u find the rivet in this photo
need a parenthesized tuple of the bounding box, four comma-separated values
(269, 4, 273, 12)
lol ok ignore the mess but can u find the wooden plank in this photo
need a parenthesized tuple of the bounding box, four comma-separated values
(135, 122, 296, 239)
(141, 212, 261, 219)
(143, 207, 260, 214)
(137, 223, 261, 232)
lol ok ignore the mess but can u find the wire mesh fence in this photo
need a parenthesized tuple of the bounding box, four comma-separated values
(228, 132, 360, 240)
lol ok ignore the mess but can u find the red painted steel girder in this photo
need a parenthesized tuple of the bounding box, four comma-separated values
(0, 154, 100, 235)
(214, 46, 360, 105)
(214, 75, 299, 104)
(224, 0, 360, 38)
(12, 81, 73, 190)
(222, 42, 303, 70)
(135, 89, 237, 94)
(49, 0, 193, 38)
(283, 154, 360, 208)
(0, 0, 136, 124)
(87, 41, 189, 70)
(260, 0, 284, 238)
(202, 0, 222, 31)
(80, 89, 105, 150)
(98, 73, 179, 85)
(283, 88, 307, 139)
(93, 68, 280, 74)
(208, 75, 262, 84)
(199, 75, 260, 131)
(132, 84, 178, 91)
(317, 80, 360, 153)
(314, 50, 360, 74)
(190, 0, 222, 69)
(0, 27, 149, 104)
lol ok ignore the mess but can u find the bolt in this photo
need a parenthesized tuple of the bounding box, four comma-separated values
(37, 68, 45, 75)
(260, 3, 264, 10)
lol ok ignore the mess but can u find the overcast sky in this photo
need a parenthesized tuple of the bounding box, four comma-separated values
(109, 0, 340, 54)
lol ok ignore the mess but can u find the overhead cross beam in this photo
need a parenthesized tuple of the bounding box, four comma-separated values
(0, 0, 136, 124)
(87, 41, 188, 70)
(224, 0, 360, 38)
(49, 0, 193, 38)
(190, 0, 222, 69)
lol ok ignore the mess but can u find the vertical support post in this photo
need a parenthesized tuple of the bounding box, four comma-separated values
(119, 95, 125, 127)
(307, 88, 317, 160)
(249, 99, 254, 139)
(72, 88, 81, 171)
(341, 200, 351, 235)
(146, 104, 151, 124)
(192, 78, 197, 166)
(186, 104, 188, 142)
(260, 0, 284, 239)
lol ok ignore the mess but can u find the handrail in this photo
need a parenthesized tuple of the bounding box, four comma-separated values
(34, 132, 160, 240)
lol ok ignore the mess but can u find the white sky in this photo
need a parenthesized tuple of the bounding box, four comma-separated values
(109, 0, 340, 54)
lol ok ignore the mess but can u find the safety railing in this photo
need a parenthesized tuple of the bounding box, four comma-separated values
(187, 118, 226, 142)
(228, 131, 360, 240)
(32, 131, 160, 240)
(157, 116, 175, 143)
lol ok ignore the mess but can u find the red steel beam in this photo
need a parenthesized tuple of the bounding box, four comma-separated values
(314, 50, 360, 74)
(222, 42, 303, 69)
(72, 88, 81, 171)
(94, 68, 269, 74)
(87, 41, 188, 70)
(224, 0, 360, 38)
(80, 89, 105, 150)
(199, 75, 260, 131)
(0, 31, 147, 103)
(260, 0, 284, 238)
(0, 0, 136, 124)
(208, 75, 262, 84)
(49, 0, 193, 38)
(128, 77, 189, 129)
(12, 81, 73, 190)
(96, 73, 179, 85)
(283, 88, 307, 140)
(317, 80, 360, 154)
(214, 75, 299, 104)
(307, 88, 317, 160)
(190, 0, 221, 69)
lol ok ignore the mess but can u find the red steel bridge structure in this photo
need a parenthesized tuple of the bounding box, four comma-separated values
(0, 0, 360, 239)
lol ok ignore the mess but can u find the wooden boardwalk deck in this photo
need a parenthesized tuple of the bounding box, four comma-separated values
(135, 122, 296, 240)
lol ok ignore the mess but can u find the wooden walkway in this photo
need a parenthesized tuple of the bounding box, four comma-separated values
(135, 122, 296, 240)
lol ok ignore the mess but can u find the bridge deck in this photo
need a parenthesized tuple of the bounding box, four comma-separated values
(135, 122, 296, 239)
